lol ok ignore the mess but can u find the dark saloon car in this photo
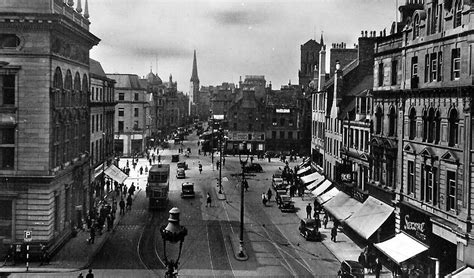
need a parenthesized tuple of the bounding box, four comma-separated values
(181, 182, 195, 198)
(298, 219, 322, 241)
(177, 161, 188, 170)
(244, 163, 263, 173)
(337, 260, 365, 278)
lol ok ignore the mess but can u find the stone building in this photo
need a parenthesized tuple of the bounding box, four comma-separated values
(298, 37, 323, 90)
(89, 59, 116, 204)
(209, 83, 235, 128)
(371, 0, 474, 275)
(0, 0, 98, 255)
(107, 74, 149, 157)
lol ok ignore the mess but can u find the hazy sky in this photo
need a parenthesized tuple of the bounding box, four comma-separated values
(89, 0, 396, 92)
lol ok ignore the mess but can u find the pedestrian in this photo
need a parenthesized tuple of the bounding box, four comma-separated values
(358, 251, 366, 271)
(89, 222, 96, 244)
(323, 214, 329, 229)
(331, 226, 337, 242)
(243, 179, 249, 192)
(3, 244, 15, 266)
(129, 183, 135, 196)
(158, 155, 161, 163)
(267, 188, 272, 202)
(78, 273, 84, 278)
(123, 184, 128, 196)
(126, 194, 133, 210)
(139, 166, 143, 175)
(206, 193, 212, 207)
(86, 269, 94, 278)
(149, 158, 152, 165)
(374, 257, 382, 278)
(106, 214, 113, 231)
(261, 193, 268, 206)
(119, 198, 125, 215)
(39, 243, 49, 266)
(306, 203, 312, 219)
(198, 163, 202, 174)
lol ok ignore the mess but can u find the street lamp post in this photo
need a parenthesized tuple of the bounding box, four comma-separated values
(238, 142, 249, 258)
(218, 128, 224, 194)
(160, 207, 188, 278)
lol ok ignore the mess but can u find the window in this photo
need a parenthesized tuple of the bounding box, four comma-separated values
(454, 0, 462, 28)
(0, 200, 12, 239)
(412, 56, 418, 77)
(0, 75, 15, 105)
(272, 131, 276, 139)
(280, 118, 285, 126)
(133, 121, 139, 130)
(447, 171, 456, 211)
(378, 62, 384, 86)
(134, 93, 139, 101)
(54, 194, 60, 231)
(413, 14, 420, 39)
(0, 127, 14, 169)
(438, 51, 443, 81)
(448, 108, 459, 147)
(388, 106, 396, 137)
(431, 53, 438, 81)
(391, 60, 398, 85)
(289, 119, 294, 126)
(118, 108, 124, 117)
(435, 111, 441, 144)
(91, 115, 95, 134)
(134, 108, 139, 117)
(424, 54, 429, 83)
(421, 166, 438, 204)
(288, 131, 293, 139)
(118, 93, 125, 101)
(409, 108, 416, 140)
(118, 121, 124, 132)
(452, 48, 461, 80)
(375, 107, 383, 135)
(408, 161, 415, 194)
(0, 34, 20, 48)
(279, 131, 284, 139)
(272, 118, 277, 126)
(427, 108, 435, 143)
(422, 110, 428, 142)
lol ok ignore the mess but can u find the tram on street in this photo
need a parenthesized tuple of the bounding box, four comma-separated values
(146, 164, 170, 210)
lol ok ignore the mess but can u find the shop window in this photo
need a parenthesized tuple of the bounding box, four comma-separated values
(409, 108, 416, 140)
(408, 161, 415, 195)
(447, 171, 456, 211)
(448, 108, 459, 147)
(451, 48, 461, 80)
(0, 74, 15, 106)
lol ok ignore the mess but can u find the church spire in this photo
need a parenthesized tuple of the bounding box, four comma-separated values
(190, 50, 199, 83)
(320, 32, 324, 47)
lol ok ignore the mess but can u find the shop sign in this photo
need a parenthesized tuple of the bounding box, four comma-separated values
(276, 108, 290, 113)
(400, 203, 431, 245)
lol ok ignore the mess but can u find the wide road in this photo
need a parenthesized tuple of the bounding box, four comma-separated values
(88, 126, 340, 277)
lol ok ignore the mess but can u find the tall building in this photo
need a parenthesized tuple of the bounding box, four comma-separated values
(298, 36, 323, 91)
(0, 0, 99, 255)
(190, 50, 200, 117)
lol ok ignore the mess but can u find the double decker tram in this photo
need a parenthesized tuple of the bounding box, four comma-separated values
(146, 164, 170, 210)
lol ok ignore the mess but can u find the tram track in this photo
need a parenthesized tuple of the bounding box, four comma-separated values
(137, 211, 166, 275)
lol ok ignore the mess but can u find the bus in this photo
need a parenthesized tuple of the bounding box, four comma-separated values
(146, 164, 170, 210)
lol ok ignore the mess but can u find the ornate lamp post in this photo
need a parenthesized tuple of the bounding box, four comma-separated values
(238, 142, 249, 258)
(160, 207, 188, 278)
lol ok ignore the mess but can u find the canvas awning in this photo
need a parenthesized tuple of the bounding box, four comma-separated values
(298, 157, 310, 168)
(450, 266, 474, 278)
(374, 233, 428, 264)
(311, 180, 332, 197)
(323, 192, 363, 222)
(300, 172, 323, 185)
(316, 187, 339, 204)
(104, 164, 128, 184)
(306, 175, 325, 191)
(297, 166, 311, 176)
(345, 196, 394, 239)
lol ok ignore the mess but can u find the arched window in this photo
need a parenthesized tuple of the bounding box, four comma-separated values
(422, 109, 428, 142)
(409, 107, 416, 140)
(413, 14, 420, 39)
(53, 67, 63, 89)
(454, 0, 463, 28)
(427, 108, 435, 143)
(388, 106, 396, 136)
(435, 110, 441, 144)
(448, 108, 459, 147)
(375, 107, 383, 135)
(64, 70, 72, 107)
(74, 72, 81, 107)
(82, 74, 88, 106)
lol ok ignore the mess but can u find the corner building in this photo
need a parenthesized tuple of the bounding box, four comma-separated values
(373, 0, 474, 275)
(0, 0, 99, 255)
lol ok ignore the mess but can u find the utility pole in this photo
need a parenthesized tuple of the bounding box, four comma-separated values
(218, 129, 223, 194)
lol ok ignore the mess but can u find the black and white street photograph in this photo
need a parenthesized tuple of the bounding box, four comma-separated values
(0, 0, 473, 277)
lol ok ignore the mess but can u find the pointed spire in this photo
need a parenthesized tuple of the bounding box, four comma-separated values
(190, 49, 199, 83)
(76, 0, 82, 13)
(320, 31, 324, 47)
(84, 0, 89, 19)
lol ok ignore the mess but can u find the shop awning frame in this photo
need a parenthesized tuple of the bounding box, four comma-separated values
(311, 180, 332, 197)
(305, 175, 325, 191)
(300, 172, 323, 185)
(323, 192, 363, 222)
(316, 187, 339, 204)
(374, 232, 428, 264)
(345, 196, 394, 240)
(104, 164, 128, 184)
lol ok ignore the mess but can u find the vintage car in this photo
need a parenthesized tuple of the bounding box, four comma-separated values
(181, 182, 195, 198)
(272, 177, 284, 189)
(273, 170, 283, 179)
(243, 163, 263, 173)
(278, 195, 296, 213)
(171, 154, 180, 162)
(177, 161, 188, 170)
(176, 168, 186, 179)
(298, 218, 322, 241)
(337, 260, 365, 278)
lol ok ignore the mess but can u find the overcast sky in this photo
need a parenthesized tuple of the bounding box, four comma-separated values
(89, 0, 396, 93)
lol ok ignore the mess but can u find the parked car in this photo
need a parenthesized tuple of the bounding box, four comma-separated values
(299, 219, 322, 241)
(176, 168, 186, 179)
(171, 154, 179, 162)
(278, 195, 296, 213)
(181, 182, 195, 198)
(244, 163, 263, 173)
(337, 260, 365, 278)
(272, 177, 284, 189)
(273, 170, 283, 179)
(177, 161, 188, 170)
